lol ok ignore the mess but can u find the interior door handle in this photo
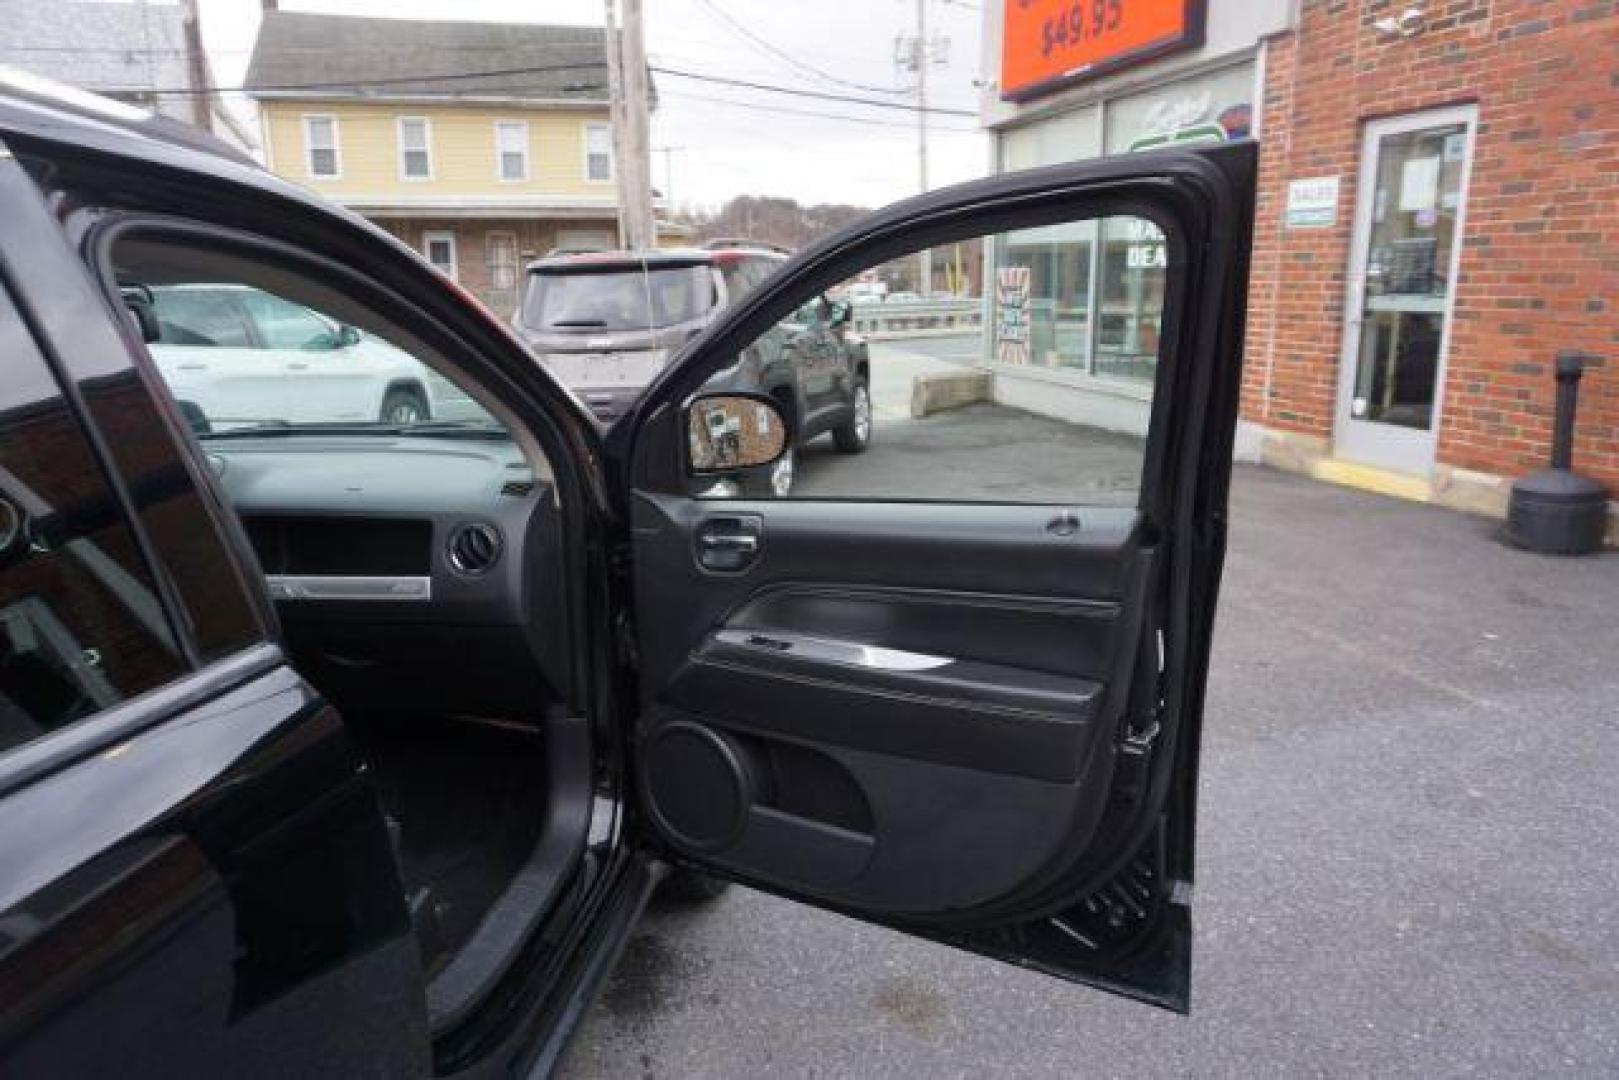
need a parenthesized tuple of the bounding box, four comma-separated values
(699, 533, 757, 552)
(695, 515, 763, 571)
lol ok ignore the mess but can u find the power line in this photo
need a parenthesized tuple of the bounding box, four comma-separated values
(694, 0, 905, 96)
(651, 66, 977, 117)
(113, 61, 608, 97)
(661, 88, 978, 131)
(104, 60, 980, 117)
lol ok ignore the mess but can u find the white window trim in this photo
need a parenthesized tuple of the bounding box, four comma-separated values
(303, 113, 341, 180)
(582, 121, 613, 184)
(422, 229, 458, 280)
(494, 120, 531, 182)
(397, 116, 433, 182)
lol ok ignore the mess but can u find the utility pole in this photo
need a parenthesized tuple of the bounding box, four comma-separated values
(915, 0, 929, 295)
(605, 0, 655, 250)
(896, 3, 947, 294)
(179, 0, 212, 132)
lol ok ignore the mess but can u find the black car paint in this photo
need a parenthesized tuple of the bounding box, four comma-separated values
(0, 653, 429, 1076)
(0, 76, 1254, 1074)
(0, 86, 632, 1076)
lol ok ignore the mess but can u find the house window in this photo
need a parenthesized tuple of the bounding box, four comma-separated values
(423, 230, 458, 280)
(495, 121, 529, 181)
(585, 123, 613, 182)
(304, 115, 340, 178)
(398, 117, 432, 180)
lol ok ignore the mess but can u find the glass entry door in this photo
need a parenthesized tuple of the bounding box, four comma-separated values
(1335, 107, 1476, 473)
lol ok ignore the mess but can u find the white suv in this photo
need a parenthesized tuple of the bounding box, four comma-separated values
(143, 283, 448, 430)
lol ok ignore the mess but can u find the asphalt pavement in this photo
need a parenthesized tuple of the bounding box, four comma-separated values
(559, 343, 1619, 1077)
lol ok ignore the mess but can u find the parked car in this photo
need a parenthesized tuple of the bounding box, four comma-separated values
(135, 283, 447, 430)
(0, 74, 1255, 1077)
(512, 244, 870, 494)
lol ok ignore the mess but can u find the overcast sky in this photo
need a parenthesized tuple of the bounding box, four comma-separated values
(195, 0, 990, 211)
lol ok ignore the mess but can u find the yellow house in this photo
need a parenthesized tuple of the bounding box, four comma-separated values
(247, 11, 657, 314)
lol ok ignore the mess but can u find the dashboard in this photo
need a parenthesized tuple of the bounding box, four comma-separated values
(207, 434, 570, 716)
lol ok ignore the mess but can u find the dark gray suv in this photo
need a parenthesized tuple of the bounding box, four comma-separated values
(513, 243, 872, 494)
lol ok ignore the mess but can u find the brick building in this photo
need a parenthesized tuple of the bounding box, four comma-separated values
(978, 1, 1617, 540)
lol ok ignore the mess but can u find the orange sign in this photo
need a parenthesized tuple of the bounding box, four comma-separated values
(1001, 0, 1205, 102)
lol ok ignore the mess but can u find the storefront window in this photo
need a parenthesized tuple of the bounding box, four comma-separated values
(999, 105, 1101, 171)
(1101, 65, 1255, 155)
(996, 220, 1096, 370)
(990, 63, 1253, 382)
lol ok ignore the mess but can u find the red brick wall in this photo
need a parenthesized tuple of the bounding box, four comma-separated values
(1245, 0, 1619, 490)
(373, 218, 619, 314)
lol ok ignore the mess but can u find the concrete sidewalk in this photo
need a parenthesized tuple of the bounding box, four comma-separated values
(561, 457, 1619, 1078)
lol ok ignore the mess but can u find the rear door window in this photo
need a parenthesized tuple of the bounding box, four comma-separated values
(150, 287, 254, 347)
(0, 286, 184, 753)
(237, 289, 341, 350)
(522, 264, 714, 330)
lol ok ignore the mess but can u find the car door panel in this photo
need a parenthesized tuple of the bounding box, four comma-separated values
(619, 143, 1255, 1011)
(633, 493, 1148, 913)
(0, 656, 428, 1078)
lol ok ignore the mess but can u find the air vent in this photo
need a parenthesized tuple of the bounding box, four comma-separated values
(447, 522, 502, 575)
(500, 479, 535, 497)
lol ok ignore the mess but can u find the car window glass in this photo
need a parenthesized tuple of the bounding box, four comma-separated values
(719, 261, 751, 306)
(750, 258, 782, 292)
(521, 264, 713, 331)
(238, 289, 340, 351)
(700, 214, 1166, 505)
(0, 286, 184, 755)
(150, 287, 253, 347)
(119, 236, 504, 434)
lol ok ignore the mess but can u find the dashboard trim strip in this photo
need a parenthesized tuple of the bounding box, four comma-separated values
(265, 574, 433, 602)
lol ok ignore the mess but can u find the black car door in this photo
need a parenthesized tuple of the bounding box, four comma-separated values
(0, 138, 429, 1075)
(614, 142, 1254, 1011)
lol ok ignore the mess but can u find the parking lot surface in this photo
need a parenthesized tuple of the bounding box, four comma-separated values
(560, 354, 1619, 1077)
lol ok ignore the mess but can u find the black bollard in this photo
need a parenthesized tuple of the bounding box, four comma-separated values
(1504, 351, 1607, 554)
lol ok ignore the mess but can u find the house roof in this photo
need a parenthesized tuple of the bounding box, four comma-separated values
(0, 0, 191, 110)
(245, 12, 616, 105)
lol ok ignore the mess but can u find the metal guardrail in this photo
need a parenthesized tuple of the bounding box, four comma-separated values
(850, 298, 983, 337)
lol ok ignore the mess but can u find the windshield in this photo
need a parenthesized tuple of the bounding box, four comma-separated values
(521, 264, 714, 331)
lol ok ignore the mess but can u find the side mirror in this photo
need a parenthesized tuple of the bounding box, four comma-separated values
(336, 324, 363, 347)
(686, 393, 788, 475)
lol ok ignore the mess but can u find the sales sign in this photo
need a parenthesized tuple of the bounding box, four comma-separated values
(995, 266, 1032, 365)
(1284, 175, 1339, 229)
(1000, 0, 1206, 102)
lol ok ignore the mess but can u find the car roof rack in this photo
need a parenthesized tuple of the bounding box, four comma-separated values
(700, 238, 792, 255)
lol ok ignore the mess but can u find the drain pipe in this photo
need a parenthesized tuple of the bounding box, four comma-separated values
(1505, 351, 1607, 554)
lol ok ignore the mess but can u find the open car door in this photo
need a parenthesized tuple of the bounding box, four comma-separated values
(611, 142, 1255, 1011)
